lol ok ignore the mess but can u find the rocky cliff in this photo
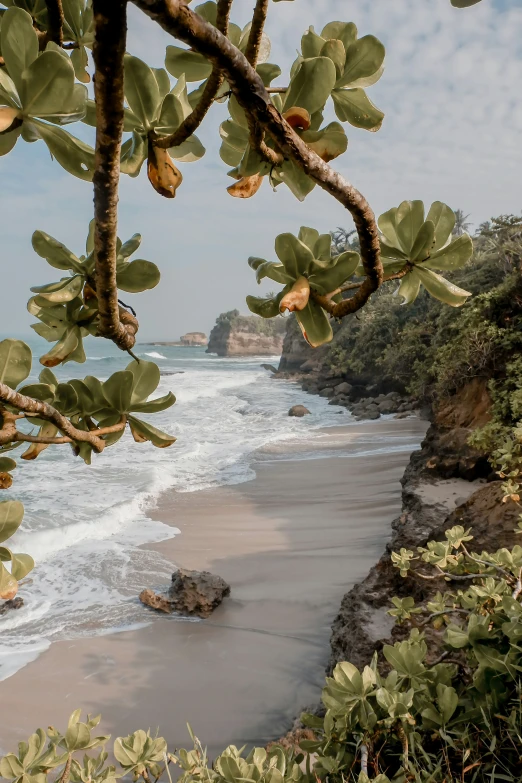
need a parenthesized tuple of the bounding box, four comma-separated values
(207, 310, 286, 357)
(327, 379, 516, 674)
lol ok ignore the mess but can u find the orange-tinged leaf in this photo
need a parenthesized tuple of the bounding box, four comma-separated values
(227, 173, 264, 199)
(0, 473, 12, 490)
(147, 143, 183, 198)
(279, 276, 310, 313)
(282, 106, 311, 131)
(0, 107, 22, 133)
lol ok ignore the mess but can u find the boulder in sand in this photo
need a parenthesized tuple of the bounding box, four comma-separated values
(140, 568, 230, 619)
(0, 597, 23, 616)
(289, 405, 311, 417)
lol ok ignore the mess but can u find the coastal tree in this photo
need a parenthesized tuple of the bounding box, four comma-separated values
(0, 0, 483, 610)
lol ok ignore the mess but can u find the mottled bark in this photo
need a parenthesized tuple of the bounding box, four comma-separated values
(44, 0, 64, 46)
(244, 0, 269, 66)
(92, 0, 136, 350)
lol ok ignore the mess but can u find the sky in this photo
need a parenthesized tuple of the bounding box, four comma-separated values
(1, 0, 521, 341)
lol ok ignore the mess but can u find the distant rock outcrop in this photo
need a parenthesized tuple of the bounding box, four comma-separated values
(140, 568, 230, 619)
(180, 332, 207, 346)
(278, 314, 328, 373)
(207, 310, 286, 357)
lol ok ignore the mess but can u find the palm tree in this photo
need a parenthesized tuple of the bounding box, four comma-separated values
(453, 209, 472, 236)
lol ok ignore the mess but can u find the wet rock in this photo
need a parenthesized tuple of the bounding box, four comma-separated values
(377, 400, 397, 414)
(140, 569, 230, 619)
(261, 364, 278, 373)
(334, 382, 352, 395)
(0, 597, 23, 616)
(289, 405, 311, 417)
(319, 387, 334, 397)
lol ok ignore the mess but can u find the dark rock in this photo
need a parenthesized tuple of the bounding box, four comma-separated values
(365, 410, 381, 420)
(140, 569, 230, 619)
(289, 405, 311, 417)
(319, 387, 334, 397)
(394, 412, 409, 419)
(377, 400, 396, 414)
(0, 597, 23, 616)
(334, 382, 352, 395)
(261, 364, 278, 373)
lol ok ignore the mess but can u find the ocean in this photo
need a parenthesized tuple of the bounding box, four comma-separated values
(0, 338, 358, 680)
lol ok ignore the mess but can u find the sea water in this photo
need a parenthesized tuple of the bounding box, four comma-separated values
(0, 337, 356, 679)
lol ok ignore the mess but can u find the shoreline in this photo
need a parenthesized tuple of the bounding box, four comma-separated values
(0, 417, 427, 757)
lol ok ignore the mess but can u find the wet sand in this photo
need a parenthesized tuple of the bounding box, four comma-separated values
(0, 418, 427, 757)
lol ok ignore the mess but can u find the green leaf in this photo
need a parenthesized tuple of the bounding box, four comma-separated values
(152, 67, 171, 98)
(131, 391, 176, 414)
(219, 119, 249, 167)
(102, 371, 134, 413)
(120, 234, 141, 259)
(31, 119, 95, 181)
(0, 561, 17, 597)
(320, 39, 345, 79)
(71, 46, 90, 84)
(10, 552, 34, 580)
(396, 270, 421, 304)
(297, 227, 320, 250)
(0, 457, 16, 473)
(395, 200, 425, 254)
(320, 22, 358, 51)
(0, 500, 24, 544)
(301, 121, 347, 162)
(0, 68, 21, 109)
(65, 722, 91, 752)
(337, 35, 385, 89)
(165, 45, 212, 82)
(116, 260, 160, 293)
(22, 51, 76, 120)
(283, 56, 337, 116)
(275, 233, 315, 278)
(120, 131, 147, 177)
(332, 88, 384, 131)
(426, 201, 456, 251)
(276, 159, 315, 201)
(0, 339, 32, 388)
(378, 207, 401, 249)
(246, 291, 288, 318)
(155, 92, 185, 136)
(295, 299, 333, 347)
(124, 54, 161, 129)
(422, 233, 473, 272)
(309, 250, 360, 292)
(169, 134, 205, 162)
(31, 275, 84, 303)
(32, 230, 83, 272)
(128, 416, 176, 448)
(126, 359, 160, 405)
(0, 127, 21, 156)
(0, 7, 38, 94)
(451, 0, 482, 6)
(410, 220, 435, 262)
(415, 267, 471, 307)
(18, 382, 55, 404)
(301, 27, 325, 59)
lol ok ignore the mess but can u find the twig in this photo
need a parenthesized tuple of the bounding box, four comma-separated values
(419, 608, 470, 627)
(461, 545, 512, 579)
(246, 114, 283, 166)
(13, 418, 126, 445)
(512, 568, 522, 600)
(360, 744, 368, 776)
(44, 0, 65, 46)
(92, 0, 136, 351)
(317, 267, 412, 306)
(0, 394, 106, 453)
(244, 0, 269, 67)
(153, 0, 234, 150)
(129, 0, 384, 319)
(396, 724, 409, 770)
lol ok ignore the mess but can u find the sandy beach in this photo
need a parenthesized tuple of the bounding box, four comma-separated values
(0, 417, 427, 757)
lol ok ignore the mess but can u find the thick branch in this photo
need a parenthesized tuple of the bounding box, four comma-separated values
(313, 267, 412, 315)
(92, 0, 135, 351)
(44, 0, 64, 46)
(130, 0, 383, 316)
(244, 0, 269, 67)
(0, 391, 105, 453)
(153, 0, 234, 150)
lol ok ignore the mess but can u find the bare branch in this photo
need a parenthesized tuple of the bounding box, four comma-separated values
(312, 267, 412, 315)
(244, 0, 269, 67)
(13, 418, 126, 446)
(0, 391, 106, 453)
(44, 0, 64, 46)
(130, 0, 383, 317)
(153, 0, 234, 150)
(246, 113, 283, 166)
(92, 0, 136, 351)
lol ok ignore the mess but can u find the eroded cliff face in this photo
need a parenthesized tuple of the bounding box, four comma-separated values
(328, 379, 512, 674)
(207, 312, 286, 357)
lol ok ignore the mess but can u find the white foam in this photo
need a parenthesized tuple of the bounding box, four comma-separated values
(0, 344, 414, 681)
(144, 351, 167, 359)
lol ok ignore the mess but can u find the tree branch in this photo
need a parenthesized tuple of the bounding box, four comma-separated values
(129, 0, 383, 317)
(312, 267, 412, 314)
(44, 0, 65, 46)
(0, 391, 106, 453)
(13, 418, 126, 446)
(153, 0, 234, 150)
(244, 0, 269, 67)
(92, 0, 136, 351)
